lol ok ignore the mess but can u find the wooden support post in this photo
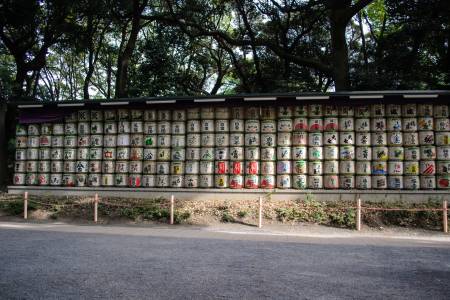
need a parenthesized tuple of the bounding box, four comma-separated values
(24, 192, 28, 220)
(443, 200, 448, 234)
(258, 196, 263, 229)
(356, 198, 361, 231)
(94, 193, 98, 223)
(170, 195, 174, 225)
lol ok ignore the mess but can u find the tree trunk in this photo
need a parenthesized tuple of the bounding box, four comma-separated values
(329, 15, 351, 91)
(0, 103, 6, 190)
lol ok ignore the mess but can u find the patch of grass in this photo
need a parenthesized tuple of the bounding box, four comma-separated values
(221, 210, 235, 223)
(237, 210, 248, 218)
(0, 200, 38, 216)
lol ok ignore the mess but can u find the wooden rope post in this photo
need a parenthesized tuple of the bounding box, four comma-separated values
(170, 195, 174, 225)
(258, 196, 263, 228)
(23, 192, 28, 220)
(356, 198, 362, 231)
(94, 194, 99, 223)
(443, 200, 448, 234)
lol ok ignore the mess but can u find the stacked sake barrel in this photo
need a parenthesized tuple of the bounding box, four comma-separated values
(102, 110, 119, 187)
(354, 106, 371, 188)
(260, 107, 277, 188)
(323, 105, 340, 189)
(435, 105, 450, 189)
(141, 110, 157, 187)
(229, 107, 245, 188)
(214, 107, 230, 188)
(276, 107, 293, 188)
(307, 104, 325, 188)
(243, 107, 260, 188)
(170, 109, 187, 188)
(198, 108, 215, 188)
(185, 108, 200, 188)
(154, 110, 171, 188)
(292, 105, 308, 188)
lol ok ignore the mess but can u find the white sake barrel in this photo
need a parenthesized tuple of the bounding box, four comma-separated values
(63, 135, 76, 148)
(200, 148, 214, 160)
(131, 109, 144, 121)
(157, 121, 170, 134)
(200, 133, 214, 146)
(77, 148, 89, 160)
(170, 135, 185, 148)
(27, 124, 40, 136)
(65, 112, 77, 122)
(356, 161, 371, 175)
(324, 105, 338, 116)
(404, 161, 419, 175)
(171, 162, 184, 175)
(142, 148, 157, 160)
(14, 161, 26, 173)
(200, 161, 214, 174)
(355, 132, 370, 146)
(87, 148, 101, 160)
(75, 174, 87, 187)
(276, 133, 291, 146)
(277, 119, 293, 132)
(292, 132, 308, 145)
(16, 124, 27, 136)
(128, 161, 143, 174)
(27, 136, 40, 148)
(261, 107, 276, 120)
(50, 161, 63, 173)
(24, 173, 37, 185)
(103, 110, 116, 121)
(214, 161, 229, 175)
(324, 146, 339, 160)
(386, 104, 402, 117)
(215, 133, 229, 147)
(420, 161, 436, 175)
(89, 110, 103, 122)
(229, 107, 244, 119)
(278, 106, 293, 118)
(293, 118, 308, 132)
(77, 122, 89, 135)
(260, 147, 276, 161)
(214, 107, 230, 119)
(436, 175, 450, 189)
(261, 120, 277, 133)
(90, 122, 103, 134)
(418, 117, 434, 131)
(49, 174, 62, 186)
(142, 134, 157, 148)
(63, 148, 76, 160)
(356, 175, 371, 189)
(61, 173, 75, 186)
(388, 147, 404, 161)
(293, 160, 307, 174)
(339, 175, 355, 189)
(144, 122, 157, 134)
(357, 105, 371, 117)
(104, 122, 117, 134)
(15, 136, 27, 148)
(170, 122, 185, 135)
(308, 118, 323, 132)
(372, 161, 387, 175)
(371, 118, 386, 132)
(185, 161, 199, 175)
(434, 105, 449, 117)
(388, 161, 403, 175)
(26, 148, 39, 160)
(276, 175, 291, 189)
(245, 133, 260, 146)
(339, 161, 355, 174)
(245, 120, 260, 133)
(418, 104, 433, 116)
(436, 161, 450, 174)
(324, 117, 339, 131)
(155, 135, 170, 148)
(293, 175, 308, 189)
(339, 117, 354, 132)
(308, 176, 323, 189)
(50, 148, 63, 160)
(130, 121, 144, 133)
(243, 147, 258, 160)
(339, 106, 354, 117)
(63, 161, 76, 173)
(244, 175, 259, 189)
(307, 161, 322, 175)
(186, 148, 201, 160)
(114, 174, 128, 187)
(142, 161, 156, 174)
(308, 104, 322, 117)
(100, 161, 114, 174)
(260, 134, 276, 147)
(156, 162, 170, 174)
(229, 133, 244, 146)
(157, 110, 171, 121)
(130, 148, 143, 160)
(339, 145, 355, 160)
(245, 161, 260, 175)
(386, 118, 402, 132)
(435, 132, 450, 146)
(420, 176, 436, 189)
(309, 132, 323, 146)
(230, 119, 245, 133)
(142, 175, 156, 187)
(77, 110, 89, 121)
(90, 135, 103, 147)
(372, 175, 387, 189)
(214, 148, 228, 161)
(187, 108, 200, 120)
(402, 104, 417, 116)
(26, 161, 38, 172)
(171, 148, 186, 161)
(387, 132, 403, 146)
(128, 174, 142, 187)
(371, 132, 387, 146)
(403, 132, 419, 146)
(420, 146, 436, 160)
(260, 161, 275, 175)
(435, 119, 450, 131)
(101, 148, 115, 160)
(294, 105, 308, 117)
(214, 120, 229, 133)
(371, 104, 385, 117)
(100, 174, 114, 187)
(403, 118, 418, 132)
(227, 161, 243, 175)
(201, 120, 214, 132)
(215, 175, 228, 188)
(339, 132, 355, 145)
(437, 146, 450, 160)
(260, 175, 275, 189)
(324, 132, 339, 145)
(199, 175, 214, 188)
(77, 135, 90, 148)
(186, 134, 200, 147)
(309, 146, 323, 160)
(404, 146, 421, 161)
(39, 135, 51, 147)
(418, 131, 434, 145)
(372, 146, 388, 161)
(114, 147, 128, 160)
(277, 161, 292, 174)
(277, 147, 291, 160)
(184, 175, 198, 188)
(200, 107, 214, 119)
(355, 118, 370, 132)
(100, 135, 115, 148)
(324, 160, 339, 174)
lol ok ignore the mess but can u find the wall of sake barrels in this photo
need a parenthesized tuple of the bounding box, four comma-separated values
(12, 103, 450, 190)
